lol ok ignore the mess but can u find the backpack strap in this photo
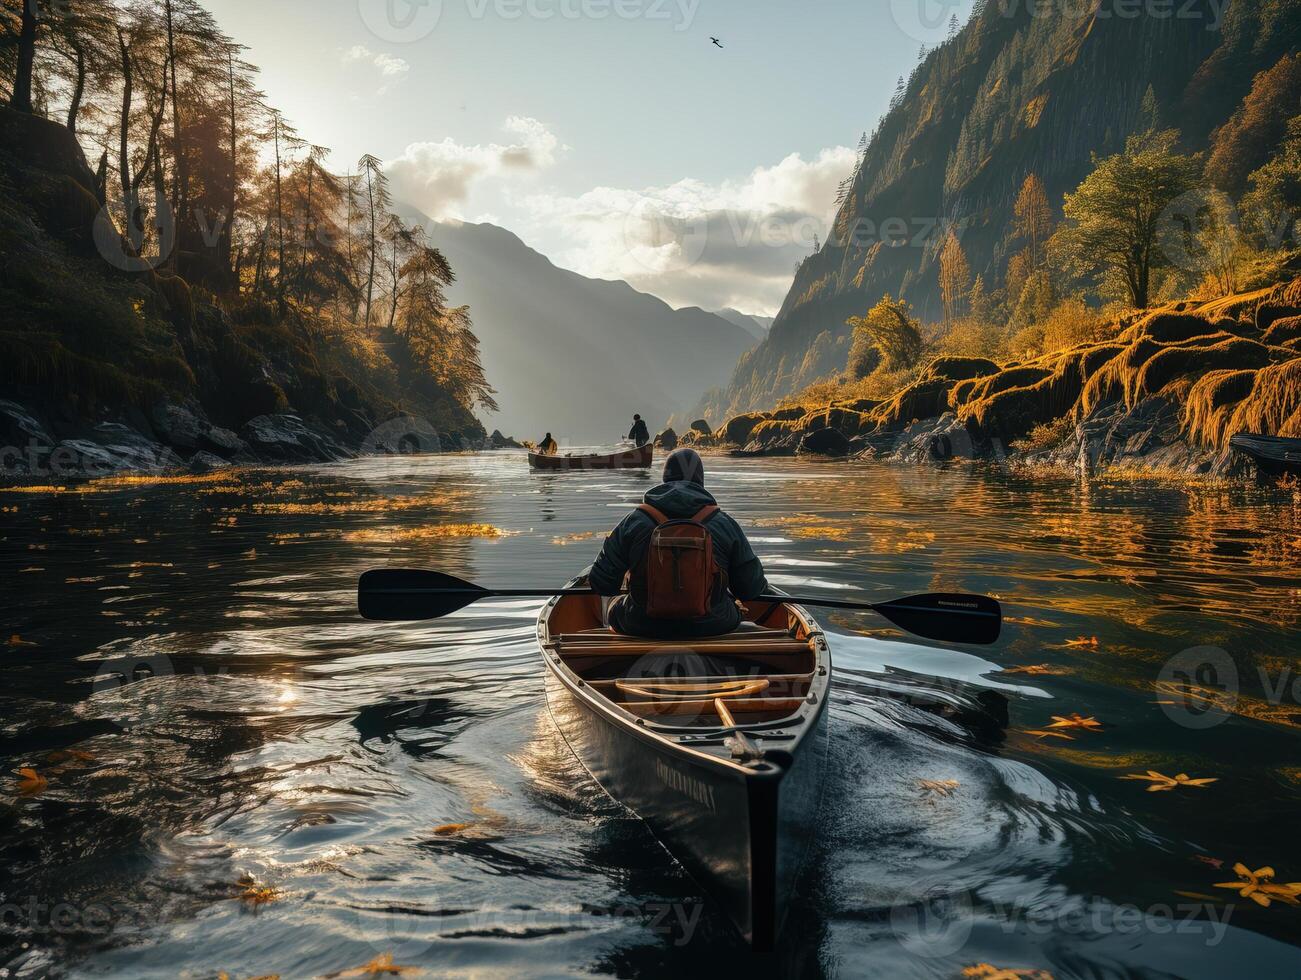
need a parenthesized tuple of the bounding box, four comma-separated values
(691, 504, 720, 523)
(637, 503, 670, 525)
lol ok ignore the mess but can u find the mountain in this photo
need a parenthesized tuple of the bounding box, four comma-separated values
(711, 308, 774, 342)
(701, 0, 1301, 419)
(399, 211, 757, 442)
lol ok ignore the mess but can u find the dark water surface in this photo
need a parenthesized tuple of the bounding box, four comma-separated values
(2, 454, 1300, 979)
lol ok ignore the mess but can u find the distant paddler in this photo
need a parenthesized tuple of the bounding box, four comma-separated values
(537, 432, 558, 455)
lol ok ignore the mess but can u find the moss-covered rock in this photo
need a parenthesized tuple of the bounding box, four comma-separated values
(720, 411, 769, 445)
(920, 355, 1001, 383)
(1263, 316, 1301, 346)
(771, 405, 806, 420)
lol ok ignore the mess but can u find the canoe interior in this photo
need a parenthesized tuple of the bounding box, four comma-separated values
(542, 593, 823, 730)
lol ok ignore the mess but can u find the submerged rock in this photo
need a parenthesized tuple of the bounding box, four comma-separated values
(655, 428, 678, 450)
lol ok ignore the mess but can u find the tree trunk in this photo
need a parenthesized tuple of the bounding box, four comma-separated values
(67, 43, 86, 134)
(226, 51, 238, 291)
(11, 0, 37, 114)
(364, 170, 376, 331)
(274, 114, 286, 316)
(117, 30, 134, 228)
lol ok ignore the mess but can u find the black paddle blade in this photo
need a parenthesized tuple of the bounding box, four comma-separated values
(358, 569, 489, 621)
(871, 592, 1002, 645)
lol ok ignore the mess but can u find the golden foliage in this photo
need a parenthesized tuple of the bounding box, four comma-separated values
(15, 767, 48, 795)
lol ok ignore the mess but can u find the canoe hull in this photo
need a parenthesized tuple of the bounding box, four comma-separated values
(542, 653, 828, 948)
(529, 444, 653, 470)
(1230, 433, 1301, 477)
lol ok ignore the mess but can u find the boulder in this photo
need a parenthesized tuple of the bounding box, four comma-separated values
(187, 451, 229, 474)
(771, 405, 806, 421)
(49, 437, 179, 478)
(721, 412, 769, 446)
(797, 427, 851, 457)
(241, 414, 347, 462)
(689, 418, 712, 435)
(926, 416, 977, 461)
(656, 428, 678, 450)
(1256, 304, 1301, 332)
(0, 399, 54, 453)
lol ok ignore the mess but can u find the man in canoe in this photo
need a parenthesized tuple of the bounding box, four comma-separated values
(590, 448, 769, 638)
(538, 432, 558, 454)
(627, 414, 650, 447)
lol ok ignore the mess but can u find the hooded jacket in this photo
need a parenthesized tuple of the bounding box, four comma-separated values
(589, 480, 769, 637)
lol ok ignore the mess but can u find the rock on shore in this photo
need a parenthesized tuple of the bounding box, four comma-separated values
(689, 284, 1301, 481)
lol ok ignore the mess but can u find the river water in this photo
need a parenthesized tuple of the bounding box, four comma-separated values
(2, 453, 1299, 979)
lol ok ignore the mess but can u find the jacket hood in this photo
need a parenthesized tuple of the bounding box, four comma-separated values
(643, 480, 717, 518)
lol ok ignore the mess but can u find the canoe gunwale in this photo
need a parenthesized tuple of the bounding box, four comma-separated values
(537, 583, 831, 777)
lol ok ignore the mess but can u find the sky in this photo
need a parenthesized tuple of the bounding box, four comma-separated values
(204, 0, 975, 315)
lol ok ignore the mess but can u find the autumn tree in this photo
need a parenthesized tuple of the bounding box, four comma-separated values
(357, 153, 391, 330)
(937, 228, 970, 325)
(1049, 129, 1200, 308)
(1013, 172, 1052, 269)
(846, 294, 924, 375)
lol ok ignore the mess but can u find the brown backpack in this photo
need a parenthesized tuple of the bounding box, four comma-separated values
(633, 503, 722, 618)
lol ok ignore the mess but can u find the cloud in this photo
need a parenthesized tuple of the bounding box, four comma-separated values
(341, 45, 410, 93)
(517, 147, 856, 315)
(387, 117, 561, 219)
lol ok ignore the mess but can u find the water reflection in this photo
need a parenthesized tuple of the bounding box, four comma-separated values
(1, 455, 1298, 977)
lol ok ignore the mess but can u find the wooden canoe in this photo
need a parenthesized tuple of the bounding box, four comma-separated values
(528, 443, 653, 470)
(1229, 433, 1301, 477)
(538, 577, 830, 948)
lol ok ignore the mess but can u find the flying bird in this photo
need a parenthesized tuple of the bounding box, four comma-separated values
(710, 37, 723, 48)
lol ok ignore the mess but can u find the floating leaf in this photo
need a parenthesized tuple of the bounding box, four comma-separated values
(1193, 855, 1225, 870)
(1002, 664, 1069, 676)
(961, 964, 1054, 980)
(47, 749, 96, 766)
(1119, 771, 1218, 792)
(1024, 729, 1075, 740)
(432, 823, 472, 836)
(325, 953, 422, 977)
(917, 779, 959, 798)
(236, 874, 283, 906)
(1061, 636, 1100, 649)
(1046, 713, 1102, 732)
(7, 635, 37, 647)
(16, 767, 48, 795)
(1213, 863, 1301, 907)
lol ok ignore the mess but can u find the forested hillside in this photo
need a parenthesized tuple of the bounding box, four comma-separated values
(0, 0, 494, 472)
(702, 0, 1301, 419)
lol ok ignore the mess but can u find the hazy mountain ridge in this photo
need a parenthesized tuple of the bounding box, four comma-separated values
(403, 212, 756, 442)
(700, 0, 1301, 420)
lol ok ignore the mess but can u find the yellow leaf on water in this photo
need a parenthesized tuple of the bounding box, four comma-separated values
(16, 767, 48, 795)
(326, 953, 422, 977)
(1024, 729, 1075, 740)
(1046, 713, 1102, 732)
(432, 823, 472, 836)
(917, 779, 960, 798)
(7, 635, 37, 647)
(236, 874, 283, 906)
(1002, 663, 1069, 676)
(1119, 771, 1218, 792)
(961, 964, 1054, 980)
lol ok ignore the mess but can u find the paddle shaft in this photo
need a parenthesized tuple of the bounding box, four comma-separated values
(360, 584, 992, 618)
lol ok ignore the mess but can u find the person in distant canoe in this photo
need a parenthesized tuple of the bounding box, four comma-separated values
(590, 448, 769, 638)
(627, 414, 650, 447)
(538, 432, 558, 455)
